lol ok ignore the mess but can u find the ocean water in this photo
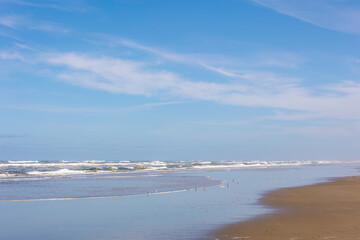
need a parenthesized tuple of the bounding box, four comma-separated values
(0, 160, 359, 240)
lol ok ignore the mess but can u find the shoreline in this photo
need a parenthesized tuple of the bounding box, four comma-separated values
(209, 176, 360, 240)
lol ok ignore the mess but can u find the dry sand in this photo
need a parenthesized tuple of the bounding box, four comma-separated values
(211, 176, 360, 240)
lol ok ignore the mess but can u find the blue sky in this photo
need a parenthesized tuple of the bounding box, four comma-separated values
(1, 0, 360, 161)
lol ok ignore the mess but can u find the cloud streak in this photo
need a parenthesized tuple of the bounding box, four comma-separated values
(0, 101, 187, 113)
(0, 15, 69, 33)
(250, 0, 360, 34)
(108, 38, 301, 79)
(0, 0, 89, 12)
(44, 52, 360, 120)
(0, 51, 24, 61)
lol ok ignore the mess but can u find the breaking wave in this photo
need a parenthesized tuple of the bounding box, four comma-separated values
(0, 160, 342, 179)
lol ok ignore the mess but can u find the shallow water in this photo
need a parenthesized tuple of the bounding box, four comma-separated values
(0, 162, 358, 240)
(0, 174, 221, 201)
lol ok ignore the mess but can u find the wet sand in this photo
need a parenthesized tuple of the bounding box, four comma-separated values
(211, 176, 360, 240)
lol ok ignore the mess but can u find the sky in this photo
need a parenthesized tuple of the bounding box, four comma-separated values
(1, 0, 360, 161)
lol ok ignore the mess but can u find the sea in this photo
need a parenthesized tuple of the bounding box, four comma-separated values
(0, 160, 359, 240)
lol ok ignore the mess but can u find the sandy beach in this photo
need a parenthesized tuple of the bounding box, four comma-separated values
(211, 176, 360, 240)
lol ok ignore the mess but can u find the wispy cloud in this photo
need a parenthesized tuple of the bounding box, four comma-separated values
(105, 38, 302, 77)
(0, 101, 186, 113)
(14, 43, 37, 51)
(249, 0, 360, 34)
(0, 15, 19, 28)
(0, 29, 24, 41)
(47, 52, 183, 96)
(126, 101, 188, 110)
(42, 52, 360, 120)
(0, 104, 106, 113)
(0, 15, 69, 33)
(0, 51, 24, 61)
(0, 0, 90, 12)
(0, 52, 23, 60)
(1, 33, 358, 122)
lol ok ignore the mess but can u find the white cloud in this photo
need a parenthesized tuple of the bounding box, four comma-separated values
(0, 15, 19, 28)
(250, 0, 360, 34)
(44, 52, 360, 120)
(47, 53, 182, 95)
(0, 51, 24, 61)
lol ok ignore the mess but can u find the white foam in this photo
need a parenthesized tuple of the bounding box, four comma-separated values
(27, 169, 91, 176)
(7, 160, 39, 164)
(0, 172, 10, 177)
